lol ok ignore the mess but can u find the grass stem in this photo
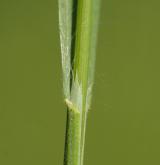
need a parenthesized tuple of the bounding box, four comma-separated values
(59, 0, 100, 164)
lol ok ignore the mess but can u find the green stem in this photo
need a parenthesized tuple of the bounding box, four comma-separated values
(62, 0, 99, 164)
(64, 106, 81, 165)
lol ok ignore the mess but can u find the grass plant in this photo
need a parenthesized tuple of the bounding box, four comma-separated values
(58, 0, 100, 164)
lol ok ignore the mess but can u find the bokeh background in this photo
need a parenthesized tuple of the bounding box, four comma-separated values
(0, 0, 160, 164)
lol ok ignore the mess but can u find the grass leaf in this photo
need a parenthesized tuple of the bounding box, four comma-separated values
(58, 0, 73, 98)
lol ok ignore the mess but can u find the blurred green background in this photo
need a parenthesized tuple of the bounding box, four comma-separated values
(0, 0, 160, 164)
